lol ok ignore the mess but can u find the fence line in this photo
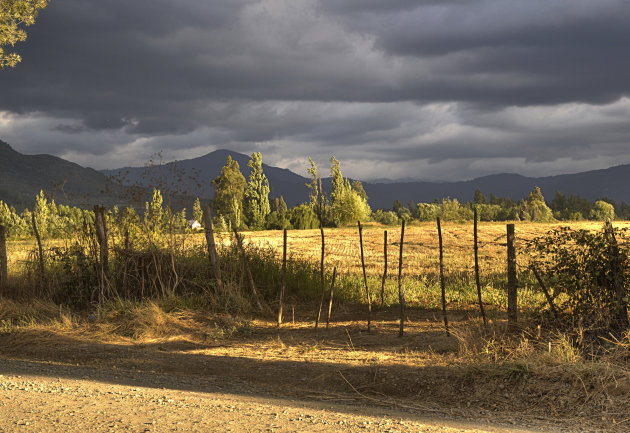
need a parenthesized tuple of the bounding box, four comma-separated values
(0, 225, 7, 291)
(17, 211, 627, 334)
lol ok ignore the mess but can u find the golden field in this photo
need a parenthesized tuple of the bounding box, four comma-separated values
(7, 220, 629, 310)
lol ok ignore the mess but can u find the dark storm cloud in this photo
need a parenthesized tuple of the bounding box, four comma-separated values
(2, 0, 630, 180)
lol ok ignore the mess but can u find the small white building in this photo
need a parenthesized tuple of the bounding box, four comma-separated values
(188, 220, 202, 230)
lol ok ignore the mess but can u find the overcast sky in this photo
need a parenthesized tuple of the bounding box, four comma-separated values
(2, 0, 630, 181)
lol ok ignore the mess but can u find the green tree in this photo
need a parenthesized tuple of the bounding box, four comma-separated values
(243, 152, 271, 229)
(144, 188, 163, 231)
(392, 200, 404, 214)
(192, 197, 203, 224)
(275, 196, 288, 215)
(473, 189, 488, 204)
(306, 157, 328, 225)
(439, 198, 473, 222)
(329, 156, 344, 206)
(351, 180, 368, 202)
(306, 157, 319, 207)
(1, 0, 49, 68)
(212, 156, 246, 229)
(0, 199, 26, 236)
(590, 200, 615, 221)
(329, 156, 371, 226)
(290, 203, 319, 229)
(33, 189, 49, 235)
(520, 187, 555, 222)
(266, 196, 291, 229)
(416, 203, 439, 221)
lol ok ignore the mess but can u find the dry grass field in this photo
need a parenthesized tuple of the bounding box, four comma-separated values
(6, 220, 630, 310)
(2, 221, 630, 431)
(238, 220, 630, 276)
(233, 220, 630, 309)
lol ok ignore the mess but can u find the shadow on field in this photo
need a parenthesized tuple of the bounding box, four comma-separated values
(0, 306, 614, 433)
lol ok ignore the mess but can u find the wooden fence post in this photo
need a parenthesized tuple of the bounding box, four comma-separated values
(358, 221, 372, 332)
(398, 219, 406, 337)
(507, 223, 518, 328)
(277, 229, 287, 326)
(326, 266, 337, 329)
(473, 209, 487, 324)
(0, 225, 7, 290)
(530, 264, 559, 320)
(605, 220, 629, 330)
(380, 230, 388, 307)
(233, 228, 264, 312)
(202, 206, 223, 293)
(437, 217, 450, 336)
(31, 213, 45, 290)
(94, 205, 109, 305)
(315, 228, 325, 329)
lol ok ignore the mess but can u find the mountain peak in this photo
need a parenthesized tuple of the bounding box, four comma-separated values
(0, 140, 14, 152)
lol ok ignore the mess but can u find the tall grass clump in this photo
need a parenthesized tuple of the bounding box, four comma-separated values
(5, 210, 368, 314)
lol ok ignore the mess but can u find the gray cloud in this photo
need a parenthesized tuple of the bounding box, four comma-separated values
(1, 0, 630, 181)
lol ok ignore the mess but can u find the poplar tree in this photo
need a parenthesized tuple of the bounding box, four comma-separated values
(328, 156, 371, 226)
(243, 152, 270, 229)
(192, 197, 203, 223)
(145, 188, 163, 231)
(212, 156, 246, 229)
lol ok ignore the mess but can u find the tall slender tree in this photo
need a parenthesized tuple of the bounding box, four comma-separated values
(329, 156, 371, 226)
(192, 197, 203, 223)
(212, 156, 246, 229)
(243, 152, 271, 229)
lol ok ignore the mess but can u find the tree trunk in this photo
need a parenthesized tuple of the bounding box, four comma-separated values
(473, 209, 487, 324)
(437, 217, 450, 336)
(507, 224, 518, 328)
(202, 206, 223, 292)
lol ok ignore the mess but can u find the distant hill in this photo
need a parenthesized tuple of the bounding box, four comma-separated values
(103, 149, 630, 209)
(4, 140, 630, 210)
(362, 168, 630, 209)
(0, 140, 128, 209)
(101, 149, 311, 207)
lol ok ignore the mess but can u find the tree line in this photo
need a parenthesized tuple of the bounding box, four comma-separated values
(380, 187, 619, 225)
(0, 152, 627, 238)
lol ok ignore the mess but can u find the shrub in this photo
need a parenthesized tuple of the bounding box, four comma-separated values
(527, 224, 629, 332)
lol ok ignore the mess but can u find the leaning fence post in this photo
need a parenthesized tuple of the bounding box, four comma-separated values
(94, 205, 109, 305)
(277, 229, 287, 326)
(0, 225, 7, 290)
(473, 209, 487, 324)
(530, 264, 559, 320)
(31, 213, 45, 290)
(605, 220, 629, 330)
(315, 227, 326, 329)
(202, 206, 223, 292)
(233, 228, 264, 312)
(507, 223, 518, 328)
(398, 219, 406, 337)
(358, 221, 372, 332)
(380, 230, 388, 307)
(437, 217, 450, 337)
(326, 267, 337, 329)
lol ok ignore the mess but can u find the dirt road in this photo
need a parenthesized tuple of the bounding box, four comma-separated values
(0, 358, 554, 433)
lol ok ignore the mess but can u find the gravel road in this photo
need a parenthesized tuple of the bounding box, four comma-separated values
(0, 358, 551, 433)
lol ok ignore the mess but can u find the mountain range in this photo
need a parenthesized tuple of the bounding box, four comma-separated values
(2, 140, 630, 210)
(0, 140, 124, 209)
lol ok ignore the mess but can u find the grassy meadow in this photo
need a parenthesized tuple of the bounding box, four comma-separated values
(2, 220, 630, 431)
(5, 219, 630, 313)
